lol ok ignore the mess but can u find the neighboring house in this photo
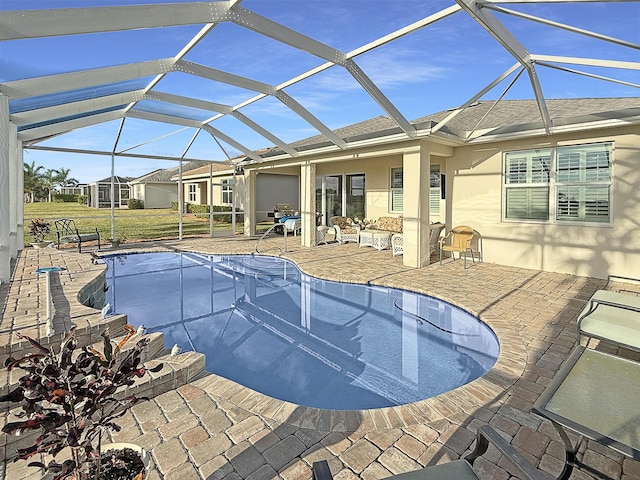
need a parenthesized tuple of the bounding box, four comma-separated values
(237, 97, 640, 280)
(87, 176, 133, 208)
(58, 184, 88, 196)
(129, 161, 210, 209)
(173, 163, 299, 222)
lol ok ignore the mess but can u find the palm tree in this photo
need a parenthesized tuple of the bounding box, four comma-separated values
(40, 169, 57, 202)
(54, 167, 79, 188)
(23, 161, 43, 203)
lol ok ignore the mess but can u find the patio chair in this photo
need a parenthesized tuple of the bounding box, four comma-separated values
(328, 216, 360, 244)
(312, 425, 550, 480)
(576, 289, 640, 352)
(390, 222, 444, 257)
(429, 222, 445, 255)
(439, 225, 482, 269)
(54, 218, 101, 253)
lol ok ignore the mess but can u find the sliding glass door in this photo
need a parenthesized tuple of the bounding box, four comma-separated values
(316, 173, 365, 224)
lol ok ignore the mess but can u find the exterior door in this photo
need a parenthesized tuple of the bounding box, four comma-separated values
(315, 174, 365, 224)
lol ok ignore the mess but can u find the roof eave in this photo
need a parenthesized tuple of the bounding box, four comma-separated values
(466, 115, 640, 144)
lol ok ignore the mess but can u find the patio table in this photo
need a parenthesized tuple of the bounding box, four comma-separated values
(532, 346, 640, 480)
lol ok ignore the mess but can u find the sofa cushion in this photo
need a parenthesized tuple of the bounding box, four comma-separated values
(332, 216, 353, 230)
(373, 216, 403, 233)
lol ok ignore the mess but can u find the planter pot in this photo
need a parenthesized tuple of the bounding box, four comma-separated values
(110, 241, 121, 249)
(96, 443, 151, 479)
(30, 241, 50, 248)
(41, 443, 150, 480)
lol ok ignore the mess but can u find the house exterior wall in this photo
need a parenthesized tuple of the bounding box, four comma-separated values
(314, 153, 446, 224)
(256, 173, 299, 221)
(445, 125, 640, 279)
(182, 182, 206, 205)
(317, 155, 400, 221)
(180, 176, 247, 210)
(142, 183, 178, 209)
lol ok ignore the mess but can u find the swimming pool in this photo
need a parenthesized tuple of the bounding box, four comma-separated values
(105, 252, 499, 410)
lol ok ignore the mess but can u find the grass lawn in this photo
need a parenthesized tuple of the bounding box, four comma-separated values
(23, 202, 246, 246)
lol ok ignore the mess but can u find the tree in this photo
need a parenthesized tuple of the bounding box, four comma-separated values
(54, 167, 79, 188)
(23, 163, 79, 202)
(40, 169, 57, 202)
(23, 161, 43, 203)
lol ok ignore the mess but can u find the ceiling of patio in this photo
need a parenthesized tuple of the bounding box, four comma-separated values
(1, 0, 638, 168)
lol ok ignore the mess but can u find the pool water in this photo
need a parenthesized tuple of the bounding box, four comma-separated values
(104, 252, 499, 410)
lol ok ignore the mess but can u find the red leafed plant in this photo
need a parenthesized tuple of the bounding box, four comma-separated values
(0, 324, 163, 480)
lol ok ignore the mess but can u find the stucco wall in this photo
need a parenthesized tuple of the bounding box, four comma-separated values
(256, 173, 299, 221)
(316, 155, 402, 221)
(143, 183, 177, 209)
(445, 126, 640, 279)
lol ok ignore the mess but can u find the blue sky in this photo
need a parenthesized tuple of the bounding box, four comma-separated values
(2, 0, 639, 183)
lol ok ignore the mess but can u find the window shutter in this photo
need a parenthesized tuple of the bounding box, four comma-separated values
(391, 189, 403, 212)
(506, 187, 549, 220)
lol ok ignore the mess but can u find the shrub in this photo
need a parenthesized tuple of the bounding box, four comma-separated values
(0, 326, 163, 480)
(77, 195, 88, 205)
(171, 202, 191, 213)
(189, 204, 209, 214)
(52, 193, 79, 203)
(127, 198, 144, 210)
(28, 218, 50, 242)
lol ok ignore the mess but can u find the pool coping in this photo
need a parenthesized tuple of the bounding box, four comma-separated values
(108, 246, 526, 434)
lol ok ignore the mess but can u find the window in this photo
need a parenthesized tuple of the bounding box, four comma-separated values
(188, 184, 197, 202)
(556, 144, 611, 223)
(503, 143, 612, 224)
(430, 164, 441, 214)
(316, 174, 365, 220)
(390, 167, 403, 213)
(346, 174, 365, 219)
(221, 179, 233, 205)
(390, 166, 442, 214)
(504, 149, 550, 221)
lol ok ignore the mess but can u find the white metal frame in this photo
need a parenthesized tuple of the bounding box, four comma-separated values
(1, 1, 639, 281)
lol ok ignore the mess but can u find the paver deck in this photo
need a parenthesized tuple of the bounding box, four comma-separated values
(2, 235, 639, 480)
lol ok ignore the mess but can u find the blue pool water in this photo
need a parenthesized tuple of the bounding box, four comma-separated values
(104, 252, 499, 410)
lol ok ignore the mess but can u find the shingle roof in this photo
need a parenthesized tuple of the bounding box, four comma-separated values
(129, 161, 212, 183)
(94, 175, 133, 184)
(413, 98, 640, 134)
(170, 162, 233, 180)
(258, 97, 640, 160)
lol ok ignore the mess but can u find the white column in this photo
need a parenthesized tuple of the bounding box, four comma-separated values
(300, 162, 316, 247)
(16, 136, 24, 250)
(9, 123, 20, 256)
(243, 170, 256, 236)
(0, 94, 11, 283)
(402, 143, 431, 268)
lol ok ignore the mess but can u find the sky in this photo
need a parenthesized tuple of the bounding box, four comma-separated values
(1, 0, 639, 183)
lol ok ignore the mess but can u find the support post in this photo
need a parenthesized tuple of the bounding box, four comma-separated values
(0, 95, 11, 283)
(402, 144, 431, 268)
(243, 170, 256, 236)
(300, 162, 316, 247)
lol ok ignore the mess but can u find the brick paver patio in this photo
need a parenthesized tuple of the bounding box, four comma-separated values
(2, 235, 639, 480)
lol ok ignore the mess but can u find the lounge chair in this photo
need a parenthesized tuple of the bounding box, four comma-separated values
(312, 425, 550, 480)
(577, 289, 640, 352)
(54, 218, 101, 253)
(328, 216, 360, 244)
(439, 225, 482, 269)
